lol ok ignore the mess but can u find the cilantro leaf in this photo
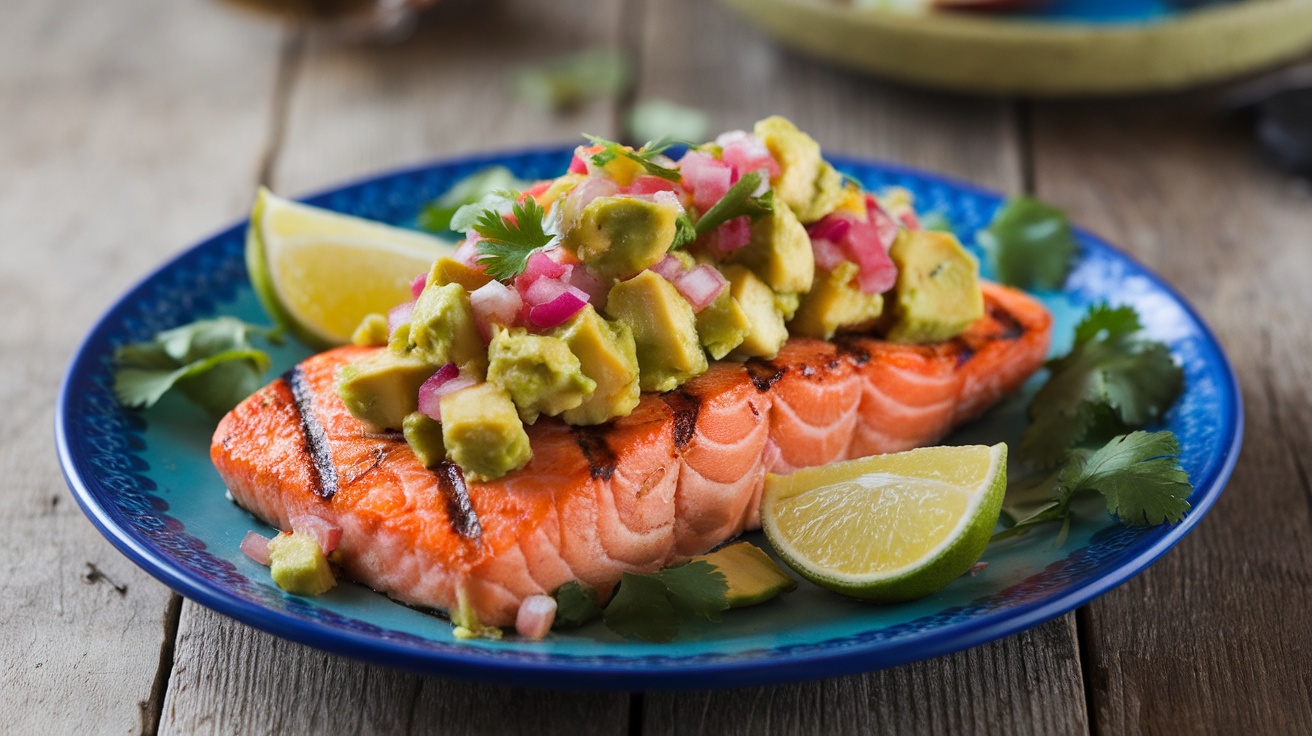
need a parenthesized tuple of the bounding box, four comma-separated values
(113, 317, 275, 416)
(472, 196, 556, 281)
(552, 581, 602, 629)
(582, 134, 684, 182)
(1020, 304, 1183, 467)
(694, 172, 773, 236)
(600, 561, 728, 642)
(977, 196, 1078, 290)
(418, 166, 527, 234)
(670, 212, 697, 250)
(1061, 431, 1192, 526)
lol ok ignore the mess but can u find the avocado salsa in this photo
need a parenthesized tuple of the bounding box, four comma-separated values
(337, 116, 985, 481)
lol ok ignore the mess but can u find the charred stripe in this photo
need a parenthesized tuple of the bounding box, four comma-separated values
(744, 359, 786, 392)
(435, 461, 482, 540)
(661, 390, 701, 449)
(282, 367, 339, 500)
(573, 426, 617, 480)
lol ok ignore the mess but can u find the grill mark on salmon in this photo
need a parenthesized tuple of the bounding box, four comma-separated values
(744, 359, 786, 391)
(435, 461, 481, 540)
(283, 367, 338, 500)
(661, 390, 702, 450)
(572, 426, 617, 480)
(212, 282, 1052, 627)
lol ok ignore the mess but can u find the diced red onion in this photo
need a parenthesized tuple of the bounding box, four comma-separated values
(709, 216, 753, 255)
(679, 150, 733, 212)
(410, 272, 427, 300)
(673, 264, 727, 312)
(624, 175, 679, 196)
(807, 215, 852, 244)
(470, 279, 523, 341)
(899, 210, 921, 230)
(520, 180, 552, 201)
(811, 237, 845, 272)
(388, 300, 415, 337)
(528, 285, 589, 328)
(290, 514, 342, 554)
(417, 363, 474, 421)
(567, 265, 609, 310)
(846, 219, 898, 294)
(650, 254, 686, 282)
(563, 175, 619, 224)
(524, 276, 571, 307)
(240, 531, 272, 566)
(522, 249, 571, 284)
(567, 145, 595, 175)
(453, 236, 481, 268)
(716, 130, 781, 180)
(515, 595, 558, 640)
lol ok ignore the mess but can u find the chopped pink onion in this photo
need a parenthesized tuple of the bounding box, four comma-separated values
(290, 514, 342, 554)
(388, 300, 415, 337)
(568, 146, 593, 175)
(673, 265, 727, 312)
(567, 265, 609, 310)
(453, 236, 481, 268)
(524, 276, 571, 307)
(624, 175, 679, 196)
(808, 215, 852, 244)
(899, 210, 921, 230)
(515, 595, 558, 641)
(417, 363, 474, 421)
(528, 285, 589, 328)
(522, 249, 571, 284)
(240, 531, 272, 566)
(650, 254, 686, 282)
(563, 175, 619, 224)
(520, 180, 552, 201)
(679, 150, 733, 212)
(846, 219, 898, 294)
(716, 130, 781, 180)
(470, 279, 523, 341)
(709, 216, 752, 255)
(410, 272, 428, 300)
(811, 237, 845, 272)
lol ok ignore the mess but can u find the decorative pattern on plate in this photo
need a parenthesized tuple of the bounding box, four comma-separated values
(57, 149, 1241, 688)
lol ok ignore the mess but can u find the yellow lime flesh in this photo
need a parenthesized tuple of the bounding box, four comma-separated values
(761, 443, 1007, 602)
(246, 187, 454, 348)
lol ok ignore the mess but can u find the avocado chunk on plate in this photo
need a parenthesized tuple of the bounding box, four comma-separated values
(487, 327, 597, 424)
(882, 230, 984, 344)
(439, 382, 533, 482)
(790, 261, 885, 340)
(562, 195, 681, 279)
(727, 198, 815, 295)
(336, 350, 437, 430)
(407, 282, 487, 376)
(267, 531, 336, 596)
(753, 116, 844, 224)
(549, 305, 641, 426)
(606, 270, 708, 393)
(694, 541, 797, 608)
(723, 265, 788, 360)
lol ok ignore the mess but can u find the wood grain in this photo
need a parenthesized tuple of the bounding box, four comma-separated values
(159, 0, 634, 732)
(635, 2, 1086, 733)
(0, 0, 281, 732)
(1030, 97, 1312, 733)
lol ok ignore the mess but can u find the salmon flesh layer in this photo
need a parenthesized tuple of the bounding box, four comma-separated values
(211, 282, 1051, 627)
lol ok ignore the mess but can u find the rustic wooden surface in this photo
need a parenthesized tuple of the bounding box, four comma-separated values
(8, 0, 1310, 732)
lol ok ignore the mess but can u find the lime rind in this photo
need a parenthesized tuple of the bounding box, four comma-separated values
(762, 443, 1007, 603)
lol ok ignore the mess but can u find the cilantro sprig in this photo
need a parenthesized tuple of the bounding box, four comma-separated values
(471, 195, 557, 281)
(550, 560, 730, 642)
(977, 196, 1078, 290)
(693, 171, 774, 236)
(113, 317, 279, 416)
(417, 166, 528, 235)
(583, 134, 684, 182)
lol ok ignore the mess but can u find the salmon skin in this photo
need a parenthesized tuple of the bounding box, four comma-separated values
(212, 282, 1051, 628)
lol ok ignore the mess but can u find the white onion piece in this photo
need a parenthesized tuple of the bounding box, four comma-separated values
(240, 531, 272, 566)
(650, 254, 686, 282)
(470, 280, 522, 340)
(290, 515, 342, 554)
(515, 595, 558, 641)
(673, 265, 727, 312)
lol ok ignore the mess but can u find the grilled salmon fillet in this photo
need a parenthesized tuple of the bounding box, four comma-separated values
(212, 282, 1051, 627)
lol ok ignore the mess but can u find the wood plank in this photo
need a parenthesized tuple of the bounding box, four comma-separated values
(635, 2, 1087, 733)
(160, 1, 634, 733)
(0, 0, 283, 732)
(1031, 97, 1312, 733)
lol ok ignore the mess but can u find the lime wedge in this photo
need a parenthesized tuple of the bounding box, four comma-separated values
(761, 443, 1006, 602)
(246, 187, 455, 348)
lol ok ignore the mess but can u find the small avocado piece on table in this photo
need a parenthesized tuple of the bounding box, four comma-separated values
(726, 199, 815, 296)
(337, 350, 436, 430)
(549, 305, 641, 425)
(881, 230, 984, 344)
(605, 270, 708, 393)
(790, 261, 885, 340)
(408, 282, 487, 376)
(562, 195, 681, 279)
(695, 289, 751, 360)
(723, 265, 788, 360)
(753, 116, 844, 224)
(267, 531, 336, 596)
(694, 541, 796, 608)
(487, 327, 597, 424)
(440, 382, 532, 481)
(402, 411, 446, 468)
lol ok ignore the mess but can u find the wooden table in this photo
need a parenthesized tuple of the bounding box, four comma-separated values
(8, 0, 1311, 732)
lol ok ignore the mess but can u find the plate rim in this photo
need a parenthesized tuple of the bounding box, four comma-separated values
(56, 146, 1243, 689)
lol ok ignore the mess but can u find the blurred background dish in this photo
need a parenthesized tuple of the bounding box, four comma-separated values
(218, 0, 438, 40)
(719, 0, 1312, 95)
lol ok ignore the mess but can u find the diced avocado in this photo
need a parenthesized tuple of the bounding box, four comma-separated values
(402, 411, 446, 468)
(387, 321, 411, 354)
(726, 199, 814, 295)
(267, 531, 336, 596)
(407, 283, 487, 377)
(881, 230, 985, 344)
(561, 195, 680, 279)
(549, 305, 640, 425)
(439, 382, 533, 481)
(487, 327, 597, 424)
(605, 271, 707, 393)
(429, 256, 493, 293)
(723, 265, 788, 359)
(694, 541, 796, 608)
(538, 173, 583, 209)
(753, 116, 844, 224)
(774, 291, 801, 322)
(696, 290, 751, 360)
(351, 313, 389, 347)
(789, 261, 885, 340)
(337, 350, 437, 430)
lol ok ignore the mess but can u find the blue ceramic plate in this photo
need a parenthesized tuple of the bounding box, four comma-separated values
(57, 148, 1241, 690)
